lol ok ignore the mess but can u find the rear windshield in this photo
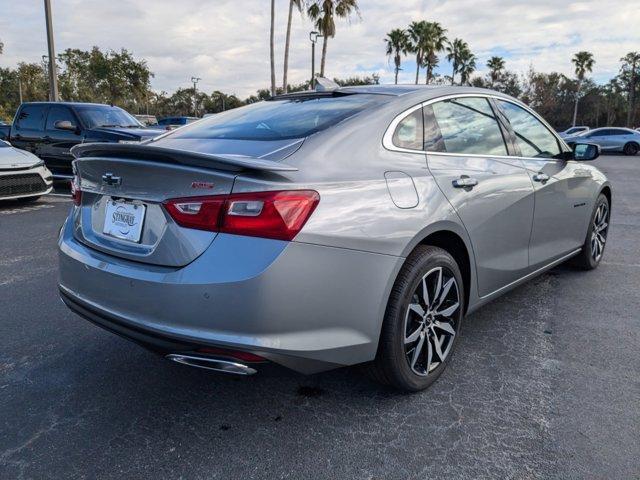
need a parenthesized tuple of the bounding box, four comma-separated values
(167, 94, 388, 141)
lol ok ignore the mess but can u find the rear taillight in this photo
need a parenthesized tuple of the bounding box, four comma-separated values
(163, 190, 319, 241)
(70, 176, 82, 206)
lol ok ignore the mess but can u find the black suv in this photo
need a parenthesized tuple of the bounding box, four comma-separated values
(9, 102, 165, 177)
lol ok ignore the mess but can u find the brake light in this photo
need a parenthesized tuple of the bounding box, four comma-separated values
(70, 176, 82, 206)
(163, 190, 319, 241)
(163, 196, 225, 232)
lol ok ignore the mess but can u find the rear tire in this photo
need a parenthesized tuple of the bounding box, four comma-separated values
(623, 142, 639, 156)
(367, 246, 465, 392)
(570, 193, 610, 270)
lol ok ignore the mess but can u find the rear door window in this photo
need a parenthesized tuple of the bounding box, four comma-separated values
(16, 105, 47, 130)
(429, 97, 508, 156)
(497, 100, 562, 158)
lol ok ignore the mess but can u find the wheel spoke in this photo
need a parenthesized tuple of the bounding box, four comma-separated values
(431, 268, 443, 309)
(421, 277, 430, 308)
(434, 278, 454, 311)
(435, 301, 459, 318)
(405, 325, 422, 344)
(410, 333, 425, 369)
(425, 335, 432, 373)
(431, 330, 445, 360)
(434, 319, 456, 336)
(409, 303, 425, 317)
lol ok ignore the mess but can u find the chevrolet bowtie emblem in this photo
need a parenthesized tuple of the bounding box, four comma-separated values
(102, 173, 122, 186)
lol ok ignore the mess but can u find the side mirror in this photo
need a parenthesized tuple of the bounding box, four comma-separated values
(573, 143, 600, 161)
(54, 120, 77, 131)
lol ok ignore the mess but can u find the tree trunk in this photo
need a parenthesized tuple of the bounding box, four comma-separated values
(269, 0, 276, 96)
(628, 64, 637, 127)
(320, 34, 328, 77)
(282, 0, 294, 93)
(394, 54, 399, 84)
(414, 53, 420, 85)
(572, 79, 582, 127)
(451, 63, 455, 85)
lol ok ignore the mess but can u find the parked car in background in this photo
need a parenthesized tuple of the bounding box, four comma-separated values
(59, 85, 610, 392)
(0, 122, 10, 141)
(134, 114, 159, 127)
(157, 116, 199, 130)
(565, 127, 640, 155)
(8, 102, 166, 178)
(0, 139, 53, 201)
(558, 125, 589, 138)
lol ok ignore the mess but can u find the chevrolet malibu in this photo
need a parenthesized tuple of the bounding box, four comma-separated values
(58, 85, 611, 391)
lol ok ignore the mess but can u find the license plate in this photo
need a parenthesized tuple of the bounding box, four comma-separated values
(103, 199, 146, 242)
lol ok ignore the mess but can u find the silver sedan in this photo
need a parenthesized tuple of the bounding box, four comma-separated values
(565, 127, 640, 155)
(0, 140, 53, 201)
(58, 85, 611, 391)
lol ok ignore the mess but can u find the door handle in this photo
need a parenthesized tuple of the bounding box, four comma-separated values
(533, 173, 549, 182)
(452, 177, 479, 188)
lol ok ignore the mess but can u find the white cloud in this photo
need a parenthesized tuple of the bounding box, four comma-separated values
(1, 0, 639, 97)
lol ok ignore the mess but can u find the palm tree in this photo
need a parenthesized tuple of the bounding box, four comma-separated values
(446, 38, 469, 85)
(458, 50, 477, 85)
(422, 22, 447, 84)
(407, 21, 427, 85)
(487, 56, 505, 86)
(571, 51, 595, 127)
(269, 0, 276, 96)
(283, 0, 303, 93)
(307, 0, 359, 78)
(385, 29, 409, 84)
(620, 52, 640, 127)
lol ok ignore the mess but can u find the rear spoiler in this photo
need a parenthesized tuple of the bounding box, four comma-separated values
(71, 143, 298, 172)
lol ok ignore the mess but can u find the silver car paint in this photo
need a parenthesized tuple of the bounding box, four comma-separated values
(58, 85, 610, 373)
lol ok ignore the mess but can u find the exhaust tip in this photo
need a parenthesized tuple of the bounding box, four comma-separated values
(166, 354, 257, 376)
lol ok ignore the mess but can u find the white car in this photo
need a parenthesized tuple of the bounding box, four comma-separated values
(558, 126, 589, 138)
(0, 140, 53, 202)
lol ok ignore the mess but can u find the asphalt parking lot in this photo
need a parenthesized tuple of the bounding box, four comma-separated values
(1, 156, 639, 480)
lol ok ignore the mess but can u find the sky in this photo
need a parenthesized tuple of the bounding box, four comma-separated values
(1, 0, 639, 98)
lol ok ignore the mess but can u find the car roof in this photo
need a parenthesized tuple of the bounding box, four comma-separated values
(590, 126, 636, 133)
(21, 101, 120, 108)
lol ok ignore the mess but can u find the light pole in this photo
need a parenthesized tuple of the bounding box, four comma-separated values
(191, 76, 201, 117)
(43, 0, 59, 101)
(309, 31, 323, 90)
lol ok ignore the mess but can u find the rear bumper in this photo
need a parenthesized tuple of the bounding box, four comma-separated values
(58, 215, 403, 373)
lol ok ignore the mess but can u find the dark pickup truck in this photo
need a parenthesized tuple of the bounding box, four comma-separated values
(7, 102, 165, 177)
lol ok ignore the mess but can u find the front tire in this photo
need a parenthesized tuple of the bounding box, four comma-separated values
(369, 246, 465, 392)
(570, 193, 610, 270)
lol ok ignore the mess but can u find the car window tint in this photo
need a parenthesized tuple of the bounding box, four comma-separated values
(611, 129, 629, 135)
(392, 108, 423, 150)
(17, 105, 47, 130)
(170, 94, 388, 141)
(497, 100, 561, 158)
(431, 97, 507, 156)
(46, 106, 77, 130)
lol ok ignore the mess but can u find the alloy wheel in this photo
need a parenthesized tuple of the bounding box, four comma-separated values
(403, 267, 460, 376)
(591, 202, 609, 262)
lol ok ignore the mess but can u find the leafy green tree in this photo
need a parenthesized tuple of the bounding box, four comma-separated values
(458, 49, 477, 85)
(446, 38, 470, 85)
(421, 22, 447, 84)
(571, 51, 595, 126)
(487, 56, 505, 86)
(619, 52, 640, 127)
(308, 0, 359, 77)
(385, 29, 409, 84)
(407, 21, 427, 84)
(283, 0, 303, 92)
